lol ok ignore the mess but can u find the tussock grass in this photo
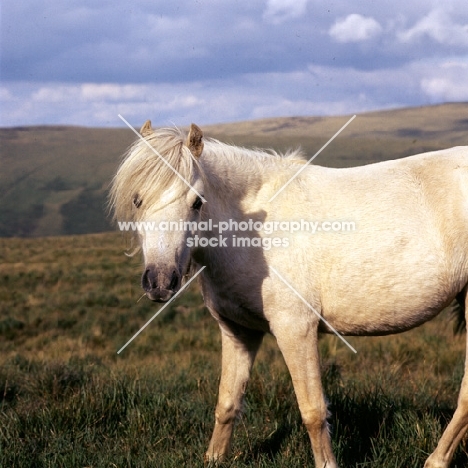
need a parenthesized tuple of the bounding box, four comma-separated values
(0, 233, 467, 466)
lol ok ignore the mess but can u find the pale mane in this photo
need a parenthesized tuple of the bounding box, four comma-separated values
(109, 126, 305, 223)
(109, 127, 195, 222)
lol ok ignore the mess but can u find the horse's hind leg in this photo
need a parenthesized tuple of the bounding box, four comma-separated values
(205, 323, 264, 462)
(424, 289, 468, 468)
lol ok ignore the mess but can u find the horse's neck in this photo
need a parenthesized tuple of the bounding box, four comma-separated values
(200, 142, 281, 216)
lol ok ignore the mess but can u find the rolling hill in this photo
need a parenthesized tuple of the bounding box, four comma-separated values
(0, 102, 467, 237)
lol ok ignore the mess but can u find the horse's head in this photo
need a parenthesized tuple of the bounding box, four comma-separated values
(111, 122, 205, 302)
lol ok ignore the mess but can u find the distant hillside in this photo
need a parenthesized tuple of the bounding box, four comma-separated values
(0, 103, 467, 237)
(205, 102, 468, 166)
(0, 127, 135, 237)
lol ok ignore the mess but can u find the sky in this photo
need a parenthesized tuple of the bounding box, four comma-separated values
(1, 0, 468, 128)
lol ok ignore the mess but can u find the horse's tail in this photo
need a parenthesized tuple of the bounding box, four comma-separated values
(452, 292, 466, 334)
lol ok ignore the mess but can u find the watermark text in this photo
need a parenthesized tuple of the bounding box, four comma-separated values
(118, 218, 356, 235)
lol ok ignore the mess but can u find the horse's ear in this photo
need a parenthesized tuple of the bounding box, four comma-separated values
(186, 123, 204, 158)
(140, 120, 153, 137)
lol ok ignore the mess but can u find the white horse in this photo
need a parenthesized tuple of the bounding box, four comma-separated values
(110, 120, 468, 468)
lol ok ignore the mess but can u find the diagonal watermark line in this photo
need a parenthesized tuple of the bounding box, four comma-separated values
(268, 115, 356, 202)
(117, 266, 206, 354)
(269, 266, 357, 353)
(118, 114, 207, 203)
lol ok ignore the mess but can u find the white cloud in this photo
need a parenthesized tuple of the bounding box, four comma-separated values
(398, 9, 468, 46)
(0, 87, 14, 101)
(2, 53, 468, 129)
(421, 61, 468, 101)
(80, 84, 144, 102)
(329, 14, 383, 43)
(263, 0, 308, 24)
(0, 65, 421, 128)
(32, 86, 80, 103)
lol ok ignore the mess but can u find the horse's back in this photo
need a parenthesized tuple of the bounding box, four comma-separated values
(316, 146, 468, 236)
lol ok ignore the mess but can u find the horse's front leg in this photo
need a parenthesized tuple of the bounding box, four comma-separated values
(205, 323, 264, 462)
(273, 314, 338, 468)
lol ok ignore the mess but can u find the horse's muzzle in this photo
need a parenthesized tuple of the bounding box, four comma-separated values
(141, 265, 181, 302)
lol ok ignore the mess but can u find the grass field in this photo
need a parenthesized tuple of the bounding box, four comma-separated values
(1, 233, 467, 467)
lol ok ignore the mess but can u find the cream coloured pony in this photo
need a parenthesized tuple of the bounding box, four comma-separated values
(110, 121, 468, 468)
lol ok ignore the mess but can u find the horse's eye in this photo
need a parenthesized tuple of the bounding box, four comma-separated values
(192, 196, 203, 211)
(133, 195, 142, 208)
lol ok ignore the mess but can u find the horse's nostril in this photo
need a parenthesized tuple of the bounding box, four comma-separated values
(141, 268, 155, 291)
(169, 270, 179, 290)
(142, 269, 149, 290)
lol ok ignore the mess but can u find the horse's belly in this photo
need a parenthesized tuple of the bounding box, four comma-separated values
(319, 305, 445, 336)
(319, 276, 456, 336)
(315, 225, 466, 336)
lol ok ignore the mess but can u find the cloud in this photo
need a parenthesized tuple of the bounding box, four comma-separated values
(80, 84, 145, 102)
(329, 14, 383, 43)
(0, 87, 14, 101)
(1, 1, 468, 128)
(263, 0, 309, 24)
(5, 56, 467, 128)
(31, 89, 69, 105)
(398, 9, 468, 46)
(421, 61, 468, 101)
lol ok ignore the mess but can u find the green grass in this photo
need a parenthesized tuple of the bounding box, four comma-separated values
(0, 234, 467, 467)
